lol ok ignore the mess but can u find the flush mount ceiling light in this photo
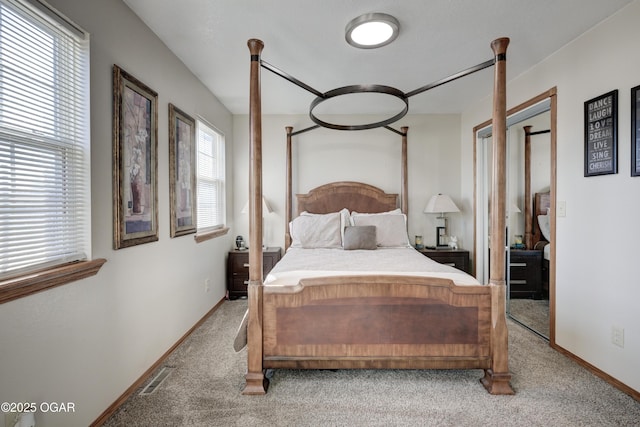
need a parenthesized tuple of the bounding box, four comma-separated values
(345, 13, 399, 49)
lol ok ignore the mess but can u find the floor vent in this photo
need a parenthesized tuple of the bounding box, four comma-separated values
(140, 366, 174, 396)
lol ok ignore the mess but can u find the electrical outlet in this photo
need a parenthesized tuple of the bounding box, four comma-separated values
(612, 325, 624, 348)
(204, 278, 210, 293)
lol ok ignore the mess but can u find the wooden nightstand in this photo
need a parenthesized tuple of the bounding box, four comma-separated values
(509, 249, 543, 299)
(418, 248, 470, 274)
(226, 247, 282, 299)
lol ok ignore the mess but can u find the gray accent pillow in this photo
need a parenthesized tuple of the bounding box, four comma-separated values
(343, 225, 377, 250)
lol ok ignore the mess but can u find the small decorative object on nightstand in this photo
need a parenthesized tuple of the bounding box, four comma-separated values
(418, 248, 470, 273)
(448, 236, 458, 250)
(512, 234, 525, 249)
(227, 247, 281, 299)
(235, 235, 246, 250)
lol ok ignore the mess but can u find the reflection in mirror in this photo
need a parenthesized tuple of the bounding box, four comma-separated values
(508, 112, 550, 338)
(475, 94, 555, 340)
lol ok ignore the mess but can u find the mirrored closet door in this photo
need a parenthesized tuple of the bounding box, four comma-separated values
(475, 90, 556, 340)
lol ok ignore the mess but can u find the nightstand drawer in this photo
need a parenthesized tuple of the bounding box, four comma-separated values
(231, 278, 249, 294)
(230, 253, 250, 274)
(509, 262, 531, 281)
(227, 247, 282, 299)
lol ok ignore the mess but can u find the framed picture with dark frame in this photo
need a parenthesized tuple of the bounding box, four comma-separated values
(631, 85, 640, 176)
(169, 103, 197, 237)
(112, 64, 159, 249)
(584, 90, 618, 177)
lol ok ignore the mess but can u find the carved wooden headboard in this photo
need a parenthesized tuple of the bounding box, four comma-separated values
(296, 181, 399, 215)
(532, 191, 550, 248)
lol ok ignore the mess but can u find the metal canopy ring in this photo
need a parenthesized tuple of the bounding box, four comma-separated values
(309, 84, 408, 131)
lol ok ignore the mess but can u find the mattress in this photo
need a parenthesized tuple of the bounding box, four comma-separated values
(264, 247, 481, 287)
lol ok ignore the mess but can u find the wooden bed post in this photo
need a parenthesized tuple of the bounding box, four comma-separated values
(243, 38, 268, 395)
(481, 37, 514, 395)
(523, 125, 533, 249)
(401, 126, 409, 214)
(285, 126, 293, 249)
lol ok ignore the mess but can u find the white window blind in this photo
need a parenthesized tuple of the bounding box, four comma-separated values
(0, 0, 90, 279)
(196, 119, 225, 231)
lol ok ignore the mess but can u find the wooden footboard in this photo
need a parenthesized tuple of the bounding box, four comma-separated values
(262, 275, 492, 370)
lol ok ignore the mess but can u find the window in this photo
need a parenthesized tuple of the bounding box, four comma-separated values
(196, 119, 225, 233)
(0, 0, 95, 291)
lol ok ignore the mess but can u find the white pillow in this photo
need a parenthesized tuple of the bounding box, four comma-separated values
(351, 208, 402, 215)
(350, 208, 401, 223)
(351, 213, 410, 247)
(340, 208, 350, 243)
(290, 211, 342, 248)
(537, 214, 551, 242)
(300, 208, 350, 245)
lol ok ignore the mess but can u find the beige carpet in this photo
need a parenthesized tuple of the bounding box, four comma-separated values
(509, 298, 550, 338)
(103, 300, 639, 426)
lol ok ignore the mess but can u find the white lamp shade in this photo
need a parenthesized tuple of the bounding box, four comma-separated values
(241, 197, 274, 215)
(423, 194, 460, 214)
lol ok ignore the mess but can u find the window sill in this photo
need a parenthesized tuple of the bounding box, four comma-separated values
(194, 227, 229, 243)
(0, 258, 107, 305)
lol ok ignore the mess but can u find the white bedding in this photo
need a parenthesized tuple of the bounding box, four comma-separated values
(265, 247, 481, 287)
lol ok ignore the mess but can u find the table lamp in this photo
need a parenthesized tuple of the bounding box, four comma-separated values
(424, 193, 460, 248)
(241, 197, 274, 247)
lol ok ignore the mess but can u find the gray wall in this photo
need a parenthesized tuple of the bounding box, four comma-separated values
(0, 1, 234, 425)
(232, 114, 464, 251)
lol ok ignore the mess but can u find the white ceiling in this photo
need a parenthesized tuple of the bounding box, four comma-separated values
(123, 0, 632, 116)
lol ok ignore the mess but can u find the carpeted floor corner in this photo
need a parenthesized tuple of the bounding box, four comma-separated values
(509, 298, 550, 338)
(103, 300, 640, 426)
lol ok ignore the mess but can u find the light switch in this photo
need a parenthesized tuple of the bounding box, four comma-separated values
(557, 200, 566, 217)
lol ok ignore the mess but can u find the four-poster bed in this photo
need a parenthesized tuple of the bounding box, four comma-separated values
(523, 125, 552, 250)
(243, 37, 513, 395)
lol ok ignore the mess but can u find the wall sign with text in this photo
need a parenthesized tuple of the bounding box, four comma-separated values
(584, 90, 618, 177)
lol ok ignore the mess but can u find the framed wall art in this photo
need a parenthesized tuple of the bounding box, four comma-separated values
(631, 85, 640, 176)
(584, 90, 618, 177)
(112, 64, 159, 249)
(169, 103, 197, 237)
